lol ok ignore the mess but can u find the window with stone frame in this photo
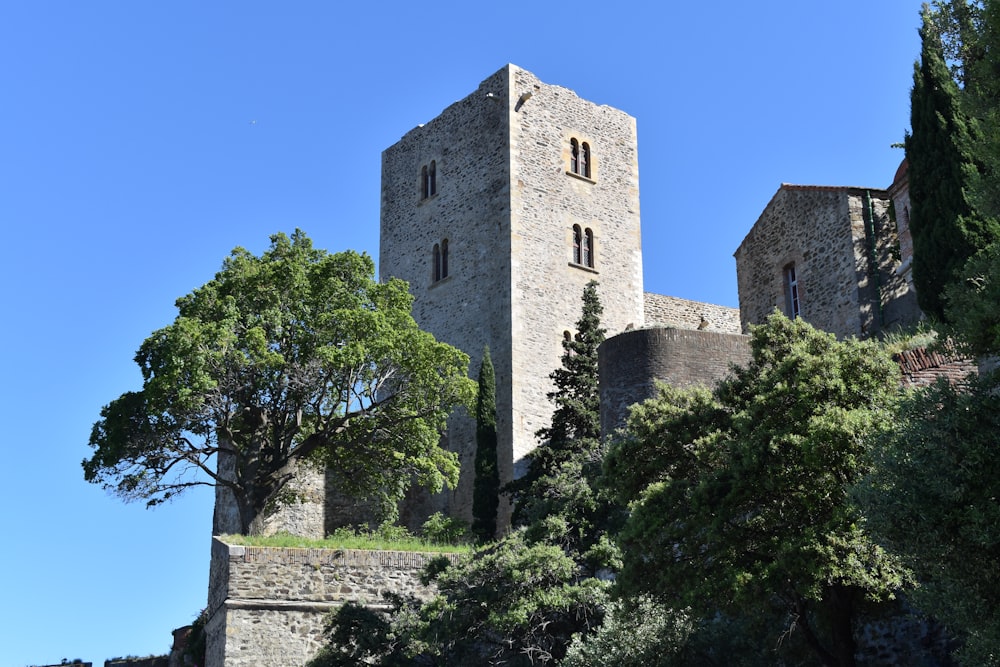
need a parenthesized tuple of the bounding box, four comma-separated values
(571, 225, 595, 269)
(433, 238, 449, 282)
(569, 138, 592, 179)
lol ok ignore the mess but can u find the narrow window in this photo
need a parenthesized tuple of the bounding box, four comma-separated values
(581, 142, 591, 178)
(572, 225, 582, 264)
(421, 161, 438, 200)
(570, 139, 580, 174)
(784, 264, 800, 318)
(433, 243, 442, 282)
(440, 238, 448, 279)
(583, 228, 594, 268)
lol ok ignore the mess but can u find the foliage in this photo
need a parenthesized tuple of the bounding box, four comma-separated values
(420, 512, 470, 546)
(472, 346, 500, 543)
(944, 241, 1000, 356)
(405, 530, 610, 665)
(314, 282, 614, 665)
(562, 596, 824, 667)
(305, 596, 420, 667)
(907, 2, 1000, 320)
(182, 609, 208, 667)
(865, 371, 1000, 665)
(220, 521, 472, 553)
(907, 5, 1000, 321)
(606, 312, 909, 667)
(83, 231, 476, 534)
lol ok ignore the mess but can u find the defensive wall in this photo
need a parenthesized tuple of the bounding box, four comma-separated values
(643, 292, 742, 333)
(598, 327, 751, 433)
(204, 538, 458, 667)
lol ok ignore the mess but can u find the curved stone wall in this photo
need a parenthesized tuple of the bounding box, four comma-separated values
(599, 327, 751, 434)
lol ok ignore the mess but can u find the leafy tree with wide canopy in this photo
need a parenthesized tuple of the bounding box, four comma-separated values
(606, 313, 909, 667)
(83, 230, 475, 534)
(312, 282, 614, 666)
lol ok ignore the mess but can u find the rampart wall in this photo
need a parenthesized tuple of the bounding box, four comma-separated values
(598, 327, 751, 433)
(643, 292, 741, 333)
(205, 538, 459, 667)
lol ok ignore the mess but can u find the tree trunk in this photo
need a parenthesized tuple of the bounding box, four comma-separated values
(826, 584, 857, 667)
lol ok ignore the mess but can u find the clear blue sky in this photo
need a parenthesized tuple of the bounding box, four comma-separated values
(1, 2, 921, 664)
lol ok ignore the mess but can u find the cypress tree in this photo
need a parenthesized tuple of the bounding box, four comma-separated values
(472, 346, 499, 542)
(509, 281, 607, 549)
(907, 5, 999, 320)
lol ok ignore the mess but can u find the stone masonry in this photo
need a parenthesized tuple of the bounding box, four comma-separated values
(734, 184, 922, 338)
(599, 327, 751, 434)
(205, 538, 457, 667)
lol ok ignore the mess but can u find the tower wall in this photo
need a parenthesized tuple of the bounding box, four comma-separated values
(380, 67, 513, 525)
(506, 66, 644, 473)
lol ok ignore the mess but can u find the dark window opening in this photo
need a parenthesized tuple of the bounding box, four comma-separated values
(421, 161, 438, 200)
(433, 238, 449, 283)
(784, 264, 800, 318)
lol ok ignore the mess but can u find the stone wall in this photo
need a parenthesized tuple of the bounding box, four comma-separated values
(205, 538, 457, 667)
(598, 327, 751, 434)
(643, 292, 741, 333)
(734, 185, 922, 339)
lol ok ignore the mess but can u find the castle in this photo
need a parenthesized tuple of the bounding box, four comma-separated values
(205, 64, 928, 665)
(378, 64, 923, 526)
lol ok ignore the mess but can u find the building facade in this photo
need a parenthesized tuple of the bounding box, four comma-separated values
(734, 183, 922, 340)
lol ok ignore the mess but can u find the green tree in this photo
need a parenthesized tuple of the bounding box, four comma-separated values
(866, 372, 1000, 666)
(316, 283, 614, 665)
(83, 231, 475, 534)
(606, 313, 909, 667)
(907, 4, 1000, 320)
(472, 346, 500, 543)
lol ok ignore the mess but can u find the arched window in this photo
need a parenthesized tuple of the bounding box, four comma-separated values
(421, 161, 438, 200)
(583, 228, 594, 267)
(568, 138, 593, 178)
(572, 225, 582, 264)
(433, 239, 449, 283)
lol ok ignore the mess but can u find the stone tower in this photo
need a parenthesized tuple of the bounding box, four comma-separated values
(379, 64, 644, 526)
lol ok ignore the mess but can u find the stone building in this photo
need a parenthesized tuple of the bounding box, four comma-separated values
(734, 182, 922, 340)
(214, 64, 928, 541)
